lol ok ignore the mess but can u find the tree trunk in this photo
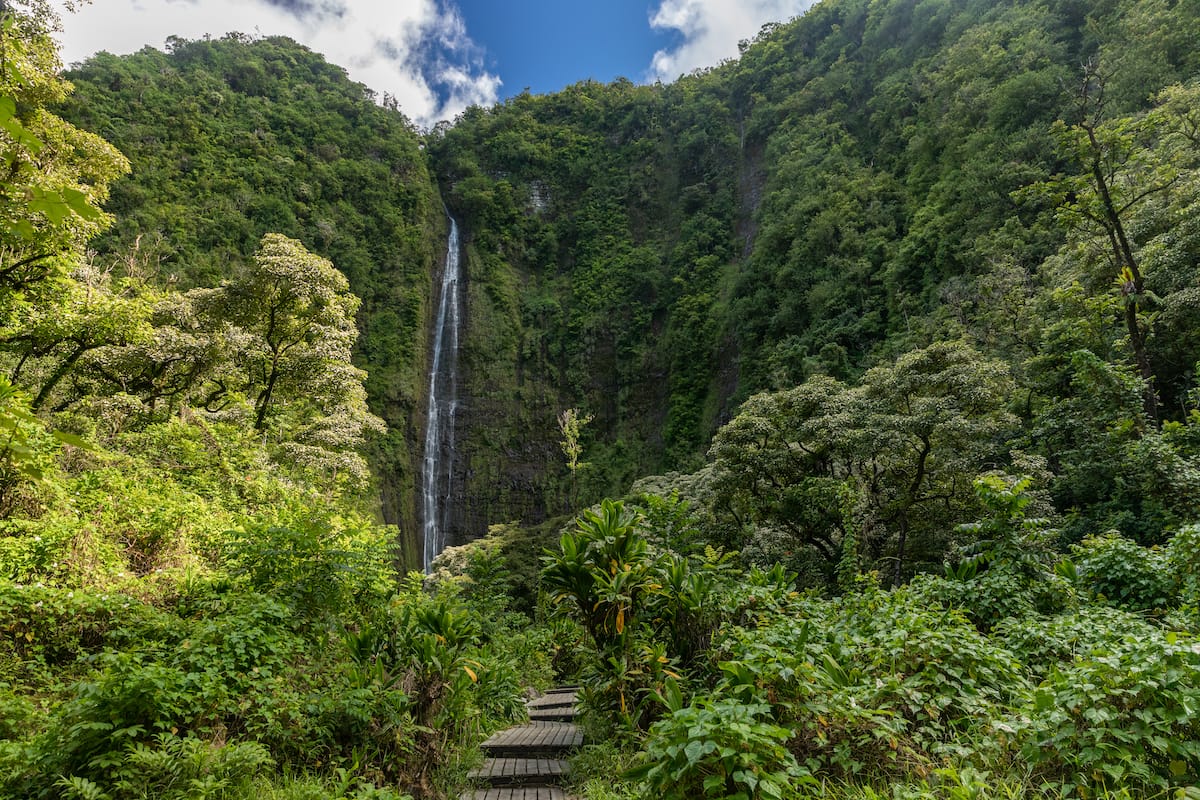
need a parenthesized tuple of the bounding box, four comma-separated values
(1085, 115, 1160, 423)
(254, 343, 282, 432)
(31, 343, 87, 411)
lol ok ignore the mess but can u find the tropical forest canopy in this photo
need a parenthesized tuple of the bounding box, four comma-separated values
(2, 0, 1200, 797)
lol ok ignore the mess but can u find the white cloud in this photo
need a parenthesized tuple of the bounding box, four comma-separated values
(51, 0, 499, 127)
(648, 0, 819, 81)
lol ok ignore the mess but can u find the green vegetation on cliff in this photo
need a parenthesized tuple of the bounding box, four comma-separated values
(426, 0, 1200, 546)
(57, 34, 445, 556)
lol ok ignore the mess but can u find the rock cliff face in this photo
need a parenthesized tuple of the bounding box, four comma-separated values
(429, 111, 757, 545)
(418, 67, 774, 545)
(441, 233, 567, 549)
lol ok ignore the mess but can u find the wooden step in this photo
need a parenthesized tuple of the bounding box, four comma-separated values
(526, 694, 577, 710)
(481, 722, 582, 758)
(466, 757, 569, 788)
(527, 706, 576, 722)
(461, 788, 567, 800)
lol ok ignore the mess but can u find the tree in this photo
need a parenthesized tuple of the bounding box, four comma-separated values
(708, 375, 853, 568)
(214, 234, 384, 487)
(855, 341, 1015, 584)
(1034, 63, 1194, 423)
(557, 407, 593, 510)
(0, 2, 127, 319)
(71, 287, 234, 421)
(2, 261, 155, 411)
(709, 342, 1014, 584)
(219, 233, 364, 432)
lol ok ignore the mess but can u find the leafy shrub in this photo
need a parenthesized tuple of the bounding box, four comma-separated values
(343, 581, 499, 793)
(1019, 628, 1200, 793)
(568, 741, 642, 800)
(471, 618, 548, 722)
(631, 695, 814, 800)
(718, 583, 1029, 778)
(992, 605, 1162, 679)
(542, 500, 664, 729)
(1071, 532, 1172, 611)
(36, 651, 209, 787)
(14, 592, 308, 789)
(0, 582, 157, 673)
(810, 586, 1028, 755)
(0, 517, 96, 585)
(922, 475, 1071, 629)
(224, 512, 393, 621)
(1166, 524, 1200, 611)
(717, 619, 919, 779)
(912, 569, 1038, 631)
(0, 379, 62, 518)
(59, 464, 226, 580)
(56, 733, 273, 800)
(0, 685, 38, 741)
(542, 500, 653, 655)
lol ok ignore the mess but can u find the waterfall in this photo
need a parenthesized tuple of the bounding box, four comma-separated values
(422, 217, 462, 572)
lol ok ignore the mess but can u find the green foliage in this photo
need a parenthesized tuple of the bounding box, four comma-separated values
(1166, 525, 1200, 613)
(225, 511, 394, 621)
(542, 499, 799, 733)
(1071, 532, 1172, 612)
(23, 594, 298, 786)
(567, 741, 641, 800)
(56, 733, 273, 800)
(56, 33, 441, 560)
(915, 475, 1069, 628)
(709, 341, 1014, 584)
(630, 697, 814, 800)
(340, 579, 526, 794)
(768, 585, 1025, 777)
(0, 377, 60, 515)
(9, 3, 1200, 800)
(0, 581, 152, 677)
(225, 234, 378, 442)
(1020, 628, 1200, 793)
(542, 500, 665, 728)
(0, 9, 128, 311)
(542, 500, 650, 650)
(955, 476, 1054, 576)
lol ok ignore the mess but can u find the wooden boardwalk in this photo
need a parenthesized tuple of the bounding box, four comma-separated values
(463, 688, 581, 800)
(527, 695, 577, 710)
(463, 789, 567, 800)
(477, 722, 582, 758)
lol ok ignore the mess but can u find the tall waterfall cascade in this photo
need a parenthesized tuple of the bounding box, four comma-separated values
(422, 217, 462, 572)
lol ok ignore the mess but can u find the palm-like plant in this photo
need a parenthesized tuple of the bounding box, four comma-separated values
(542, 499, 653, 652)
(543, 499, 666, 728)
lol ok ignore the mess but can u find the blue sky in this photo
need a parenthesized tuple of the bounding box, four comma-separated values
(52, 0, 818, 127)
(453, 0, 682, 95)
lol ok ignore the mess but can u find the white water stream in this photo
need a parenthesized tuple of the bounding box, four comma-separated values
(421, 218, 462, 572)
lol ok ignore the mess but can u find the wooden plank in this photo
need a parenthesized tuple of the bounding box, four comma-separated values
(464, 687, 582, 796)
(527, 706, 576, 722)
(461, 789, 567, 800)
(482, 722, 582, 757)
(466, 757, 570, 788)
(526, 694, 577, 710)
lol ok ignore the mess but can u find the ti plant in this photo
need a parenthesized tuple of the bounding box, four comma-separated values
(542, 499, 672, 730)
